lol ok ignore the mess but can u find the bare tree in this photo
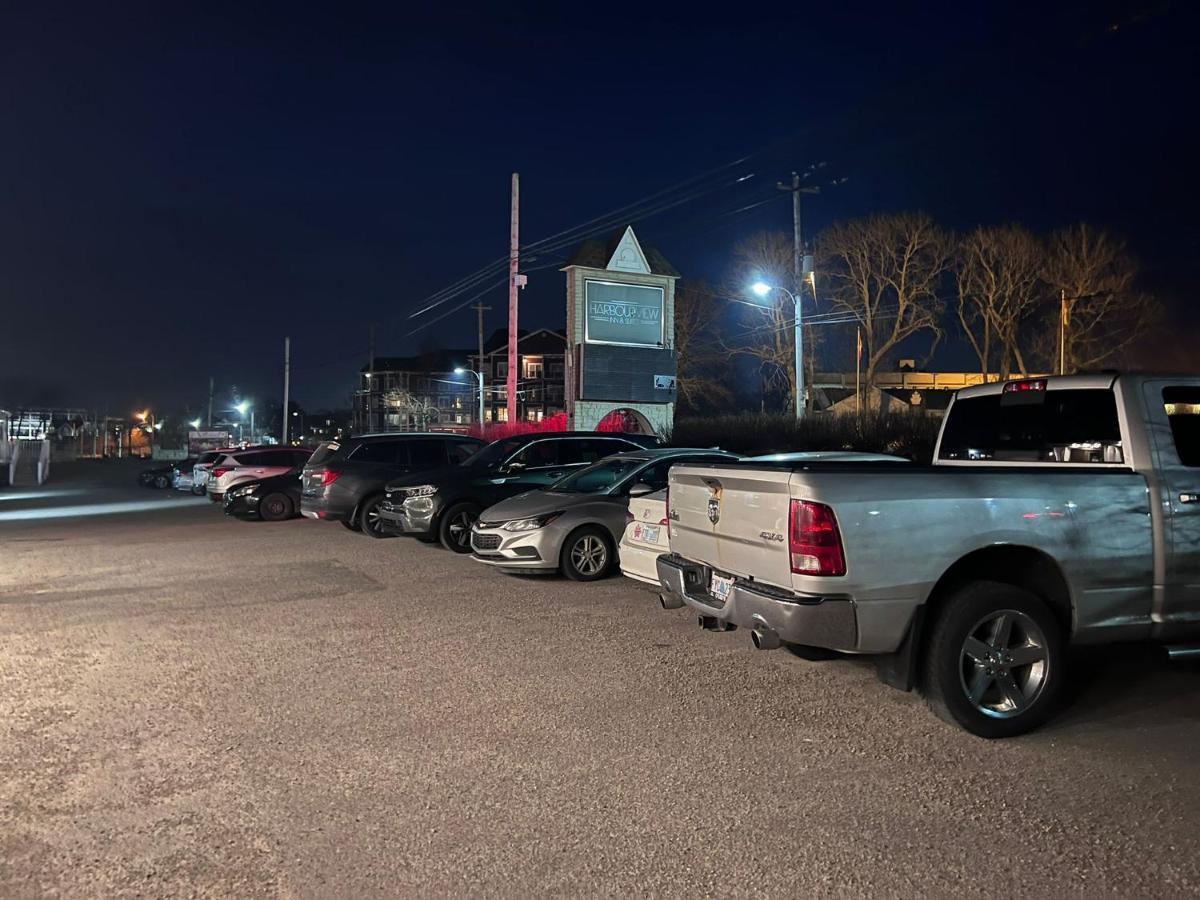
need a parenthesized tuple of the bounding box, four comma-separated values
(721, 231, 800, 409)
(1044, 224, 1158, 373)
(954, 225, 1044, 379)
(819, 213, 951, 389)
(674, 280, 733, 408)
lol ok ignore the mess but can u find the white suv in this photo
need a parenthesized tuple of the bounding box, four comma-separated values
(207, 447, 312, 502)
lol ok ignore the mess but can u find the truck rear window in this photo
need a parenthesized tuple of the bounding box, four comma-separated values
(939, 389, 1123, 463)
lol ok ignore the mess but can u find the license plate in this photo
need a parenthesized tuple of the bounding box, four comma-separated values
(639, 524, 661, 544)
(710, 571, 735, 602)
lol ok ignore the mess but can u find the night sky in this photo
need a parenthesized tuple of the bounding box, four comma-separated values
(3, 2, 1196, 414)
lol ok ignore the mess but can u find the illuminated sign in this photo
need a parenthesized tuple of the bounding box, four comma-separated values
(584, 280, 664, 347)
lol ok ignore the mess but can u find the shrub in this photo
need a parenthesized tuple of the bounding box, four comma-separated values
(665, 410, 942, 463)
(467, 412, 568, 441)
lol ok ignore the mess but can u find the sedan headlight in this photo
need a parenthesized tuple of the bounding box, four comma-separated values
(502, 511, 564, 532)
(230, 485, 257, 498)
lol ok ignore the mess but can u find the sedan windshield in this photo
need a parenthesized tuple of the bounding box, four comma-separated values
(460, 437, 528, 468)
(550, 457, 645, 493)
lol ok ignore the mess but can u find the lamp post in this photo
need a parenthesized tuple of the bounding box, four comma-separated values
(750, 281, 806, 420)
(235, 401, 253, 444)
(455, 367, 485, 426)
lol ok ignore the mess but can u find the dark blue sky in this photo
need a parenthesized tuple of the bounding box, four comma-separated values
(2, 2, 1196, 413)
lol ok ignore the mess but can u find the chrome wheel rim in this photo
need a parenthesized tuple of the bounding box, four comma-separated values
(570, 535, 607, 577)
(448, 512, 474, 547)
(959, 609, 1049, 719)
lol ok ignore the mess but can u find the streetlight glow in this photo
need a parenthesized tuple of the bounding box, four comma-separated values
(235, 401, 249, 415)
(750, 281, 772, 298)
(453, 367, 466, 375)
(188, 418, 201, 429)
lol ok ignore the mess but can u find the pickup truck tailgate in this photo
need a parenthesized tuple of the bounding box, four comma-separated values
(669, 464, 794, 589)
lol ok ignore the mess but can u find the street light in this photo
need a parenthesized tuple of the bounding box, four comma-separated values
(454, 367, 486, 426)
(188, 418, 202, 430)
(747, 281, 805, 419)
(234, 401, 254, 444)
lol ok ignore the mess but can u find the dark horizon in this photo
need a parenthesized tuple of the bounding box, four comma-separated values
(3, 2, 1197, 415)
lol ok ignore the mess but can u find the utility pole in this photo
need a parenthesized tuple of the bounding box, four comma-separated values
(282, 336, 291, 444)
(777, 172, 819, 418)
(507, 174, 520, 426)
(1058, 289, 1068, 375)
(207, 376, 214, 428)
(473, 302, 491, 424)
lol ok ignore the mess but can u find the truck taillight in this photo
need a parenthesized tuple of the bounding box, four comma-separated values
(319, 470, 341, 486)
(789, 500, 846, 576)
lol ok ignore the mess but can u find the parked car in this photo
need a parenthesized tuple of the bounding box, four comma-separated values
(619, 488, 669, 587)
(472, 449, 736, 580)
(224, 468, 303, 521)
(656, 374, 1200, 738)
(300, 432, 485, 537)
(172, 458, 199, 492)
(379, 432, 659, 552)
(206, 447, 313, 502)
(192, 449, 230, 496)
(138, 462, 182, 489)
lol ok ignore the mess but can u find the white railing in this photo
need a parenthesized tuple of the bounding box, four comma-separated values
(8, 440, 20, 486)
(37, 439, 50, 484)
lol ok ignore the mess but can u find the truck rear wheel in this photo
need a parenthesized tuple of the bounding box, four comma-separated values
(922, 581, 1064, 739)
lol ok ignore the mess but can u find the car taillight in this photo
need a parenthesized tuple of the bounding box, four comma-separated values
(319, 470, 341, 486)
(789, 499, 846, 576)
(212, 466, 234, 478)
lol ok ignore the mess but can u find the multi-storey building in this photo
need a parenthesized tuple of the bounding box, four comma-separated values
(470, 328, 567, 423)
(356, 348, 475, 433)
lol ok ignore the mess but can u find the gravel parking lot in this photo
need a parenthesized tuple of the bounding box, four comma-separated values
(2, 462, 1200, 897)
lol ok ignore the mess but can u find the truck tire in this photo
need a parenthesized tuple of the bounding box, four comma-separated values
(921, 581, 1064, 739)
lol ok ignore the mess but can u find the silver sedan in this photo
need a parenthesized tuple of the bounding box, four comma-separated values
(470, 449, 737, 581)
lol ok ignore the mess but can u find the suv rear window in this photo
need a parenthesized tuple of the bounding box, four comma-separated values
(307, 442, 342, 466)
(939, 389, 1123, 463)
(349, 441, 400, 464)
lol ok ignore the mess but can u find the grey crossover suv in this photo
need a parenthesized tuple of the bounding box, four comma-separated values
(301, 432, 484, 536)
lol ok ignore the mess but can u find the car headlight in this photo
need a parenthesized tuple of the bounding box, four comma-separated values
(402, 484, 438, 498)
(230, 485, 256, 498)
(502, 511, 564, 532)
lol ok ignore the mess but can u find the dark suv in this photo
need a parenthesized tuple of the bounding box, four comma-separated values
(377, 432, 659, 552)
(301, 432, 485, 536)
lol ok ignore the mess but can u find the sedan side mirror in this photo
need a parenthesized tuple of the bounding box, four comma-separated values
(628, 482, 655, 498)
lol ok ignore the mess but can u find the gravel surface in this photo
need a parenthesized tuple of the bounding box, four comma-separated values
(2, 462, 1199, 897)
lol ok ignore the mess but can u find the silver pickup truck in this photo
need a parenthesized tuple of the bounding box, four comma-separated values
(657, 374, 1200, 737)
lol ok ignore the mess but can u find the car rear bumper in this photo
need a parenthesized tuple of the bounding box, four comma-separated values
(300, 494, 351, 522)
(656, 554, 858, 651)
(618, 538, 663, 586)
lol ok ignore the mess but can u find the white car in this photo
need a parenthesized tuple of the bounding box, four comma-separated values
(207, 447, 312, 502)
(619, 487, 669, 587)
(191, 450, 228, 496)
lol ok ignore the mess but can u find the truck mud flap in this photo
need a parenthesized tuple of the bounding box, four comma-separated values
(874, 606, 925, 692)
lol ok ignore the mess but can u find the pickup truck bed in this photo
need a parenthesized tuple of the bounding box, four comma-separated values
(657, 374, 1200, 737)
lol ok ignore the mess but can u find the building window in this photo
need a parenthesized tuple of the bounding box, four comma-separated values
(497, 361, 508, 378)
(496, 408, 509, 423)
(524, 358, 544, 379)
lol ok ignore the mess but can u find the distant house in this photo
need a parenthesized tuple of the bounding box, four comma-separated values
(470, 328, 567, 424)
(356, 348, 475, 433)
